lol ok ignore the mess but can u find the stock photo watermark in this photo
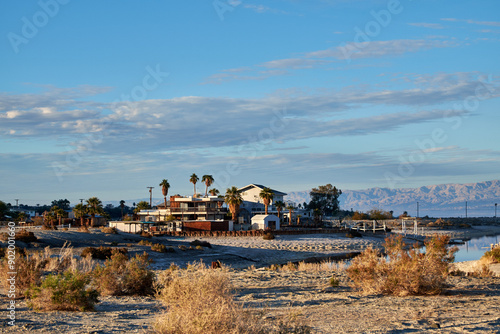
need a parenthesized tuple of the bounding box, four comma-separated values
(211, 106, 289, 190)
(51, 64, 169, 182)
(5, 222, 17, 326)
(7, 0, 71, 54)
(213, 0, 242, 21)
(385, 75, 499, 188)
(338, 0, 409, 63)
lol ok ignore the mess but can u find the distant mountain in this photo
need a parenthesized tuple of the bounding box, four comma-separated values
(285, 180, 500, 218)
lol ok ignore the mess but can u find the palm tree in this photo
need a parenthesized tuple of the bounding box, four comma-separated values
(259, 187, 274, 215)
(86, 197, 104, 227)
(189, 173, 199, 196)
(119, 200, 125, 220)
(134, 201, 150, 214)
(201, 175, 214, 197)
(73, 203, 87, 226)
(209, 188, 219, 196)
(286, 205, 294, 225)
(159, 179, 170, 208)
(224, 186, 243, 222)
(275, 200, 285, 222)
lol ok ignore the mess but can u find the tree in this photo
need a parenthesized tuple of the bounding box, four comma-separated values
(368, 208, 392, 220)
(0, 200, 8, 220)
(73, 203, 87, 226)
(201, 175, 214, 197)
(45, 206, 65, 227)
(286, 205, 294, 225)
(224, 186, 243, 222)
(274, 200, 285, 222)
(134, 201, 150, 214)
(309, 184, 342, 220)
(208, 188, 219, 196)
(259, 187, 274, 215)
(351, 211, 369, 220)
(51, 199, 71, 210)
(86, 197, 104, 227)
(189, 173, 199, 196)
(119, 200, 126, 220)
(159, 179, 170, 208)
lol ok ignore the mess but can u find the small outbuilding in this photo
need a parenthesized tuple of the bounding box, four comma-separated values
(251, 214, 280, 230)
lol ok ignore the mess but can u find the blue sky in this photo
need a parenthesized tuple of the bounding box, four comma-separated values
(1, 0, 499, 206)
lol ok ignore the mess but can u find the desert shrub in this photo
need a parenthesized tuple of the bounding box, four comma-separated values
(138, 239, 153, 246)
(154, 262, 267, 334)
(346, 234, 457, 296)
(263, 232, 275, 240)
(151, 243, 167, 253)
(101, 226, 118, 234)
(329, 276, 340, 287)
(0, 250, 45, 297)
(178, 245, 187, 251)
(0, 229, 38, 243)
(78, 226, 90, 233)
(281, 262, 298, 271)
(141, 231, 152, 238)
(81, 246, 127, 260)
(41, 224, 57, 230)
(190, 239, 212, 248)
(195, 245, 204, 250)
(481, 246, 500, 264)
(92, 251, 154, 296)
(27, 271, 98, 311)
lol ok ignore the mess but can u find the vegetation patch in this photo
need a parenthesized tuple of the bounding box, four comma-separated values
(263, 232, 275, 240)
(27, 271, 98, 311)
(347, 234, 457, 296)
(190, 239, 212, 248)
(0, 229, 38, 243)
(481, 246, 500, 264)
(80, 246, 127, 260)
(101, 226, 118, 234)
(92, 251, 154, 296)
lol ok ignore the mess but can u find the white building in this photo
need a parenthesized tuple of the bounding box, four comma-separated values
(251, 214, 280, 230)
(238, 184, 286, 213)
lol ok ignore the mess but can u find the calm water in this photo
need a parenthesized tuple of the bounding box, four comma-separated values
(453, 234, 499, 262)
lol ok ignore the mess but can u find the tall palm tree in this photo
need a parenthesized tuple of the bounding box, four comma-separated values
(189, 173, 199, 196)
(275, 200, 285, 222)
(286, 205, 294, 225)
(73, 203, 87, 226)
(86, 197, 104, 227)
(259, 187, 274, 215)
(119, 200, 125, 220)
(224, 186, 243, 222)
(159, 179, 170, 208)
(201, 175, 214, 197)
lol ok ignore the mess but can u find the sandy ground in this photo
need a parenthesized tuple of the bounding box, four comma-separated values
(1, 226, 500, 333)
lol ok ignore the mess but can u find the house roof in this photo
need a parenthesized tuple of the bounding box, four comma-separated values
(238, 184, 287, 196)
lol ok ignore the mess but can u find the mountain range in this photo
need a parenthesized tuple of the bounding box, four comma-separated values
(284, 180, 500, 218)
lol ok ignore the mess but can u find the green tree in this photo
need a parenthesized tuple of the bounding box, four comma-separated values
(134, 201, 150, 214)
(119, 200, 126, 220)
(259, 187, 274, 215)
(201, 175, 214, 197)
(159, 179, 170, 208)
(274, 200, 285, 222)
(224, 186, 243, 222)
(86, 197, 104, 227)
(368, 208, 393, 220)
(0, 200, 9, 220)
(309, 184, 342, 220)
(286, 205, 294, 225)
(189, 173, 199, 196)
(45, 206, 65, 227)
(51, 199, 71, 210)
(208, 188, 219, 196)
(73, 203, 87, 226)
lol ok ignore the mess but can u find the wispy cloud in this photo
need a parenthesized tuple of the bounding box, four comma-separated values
(408, 22, 445, 29)
(441, 18, 500, 27)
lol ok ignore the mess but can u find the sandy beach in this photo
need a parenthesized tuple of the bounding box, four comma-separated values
(2, 225, 500, 333)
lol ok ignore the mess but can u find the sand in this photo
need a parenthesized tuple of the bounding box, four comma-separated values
(1, 225, 500, 333)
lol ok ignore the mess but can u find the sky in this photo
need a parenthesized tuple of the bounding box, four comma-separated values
(1, 0, 500, 207)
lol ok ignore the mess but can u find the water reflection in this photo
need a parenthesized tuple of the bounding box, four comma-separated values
(454, 234, 499, 262)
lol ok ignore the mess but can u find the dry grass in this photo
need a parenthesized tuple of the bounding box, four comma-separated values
(100, 226, 118, 234)
(347, 234, 457, 296)
(154, 262, 268, 334)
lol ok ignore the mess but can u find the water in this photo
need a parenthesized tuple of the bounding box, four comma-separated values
(453, 234, 499, 262)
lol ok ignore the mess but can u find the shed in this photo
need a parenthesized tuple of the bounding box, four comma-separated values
(251, 214, 280, 230)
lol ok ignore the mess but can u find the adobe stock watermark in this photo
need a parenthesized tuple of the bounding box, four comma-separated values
(213, 0, 242, 21)
(5, 222, 17, 326)
(385, 74, 499, 188)
(211, 106, 289, 190)
(338, 0, 411, 63)
(7, 0, 70, 54)
(52, 64, 169, 182)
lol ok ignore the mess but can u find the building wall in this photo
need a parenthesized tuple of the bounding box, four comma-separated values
(183, 221, 230, 231)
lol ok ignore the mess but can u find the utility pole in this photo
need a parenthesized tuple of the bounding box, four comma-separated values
(15, 199, 19, 208)
(147, 187, 154, 209)
(417, 202, 419, 218)
(79, 199, 84, 205)
(465, 201, 468, 218)
(495, 203, 497, 218)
